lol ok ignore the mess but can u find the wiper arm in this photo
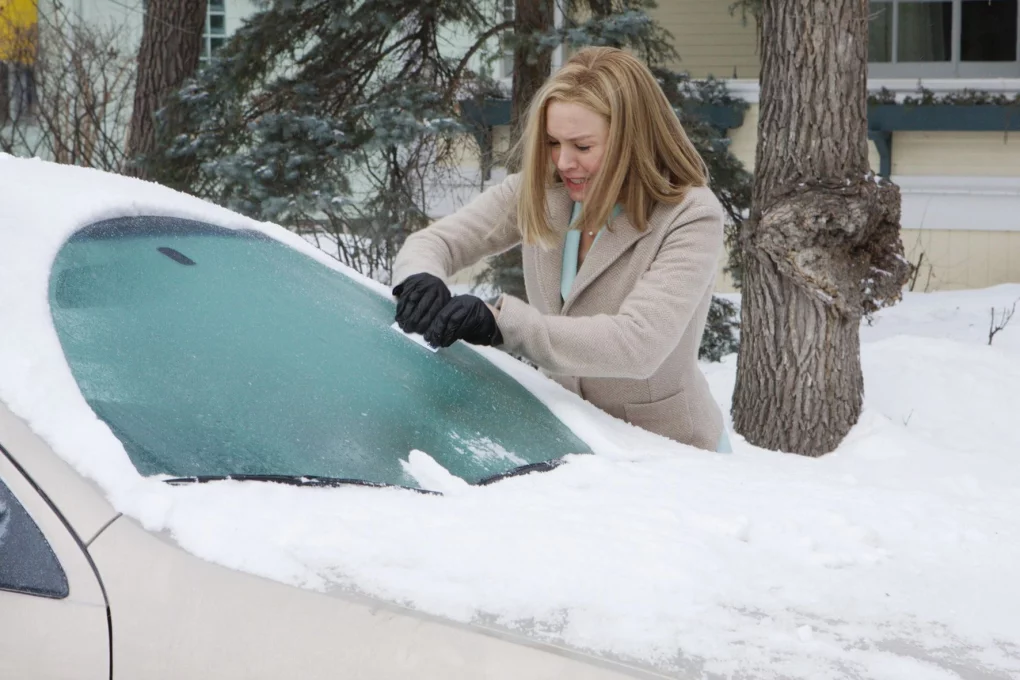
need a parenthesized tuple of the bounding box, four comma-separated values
(476, 458, 567, 486)
(163, 459, 568, 493)
(162, 474, 439, 495)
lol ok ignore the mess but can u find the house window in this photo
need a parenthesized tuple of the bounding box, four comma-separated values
(11, 62, 34, 118)
(869, 0, 1020, 77)
(200, 0, 227, 63)
(500, 0, 514, 79)
(0, 62, 36, 122)
(0, 0, 38, 121)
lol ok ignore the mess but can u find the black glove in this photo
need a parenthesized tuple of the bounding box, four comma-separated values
(423, 295, 503, 348)
(392, 273, 452, 335)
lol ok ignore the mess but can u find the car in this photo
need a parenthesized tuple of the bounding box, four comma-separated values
(0, 155, 674, 679)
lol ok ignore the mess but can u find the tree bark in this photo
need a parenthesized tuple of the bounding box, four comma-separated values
(485, 0, 554, 302)
(509, 0, 554, 166)
(0, 61, 9, 126)
(125, 0, 207, 178)
(731, 0, 911, 456)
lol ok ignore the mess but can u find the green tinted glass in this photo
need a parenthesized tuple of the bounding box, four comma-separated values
(49, 217, 588, 489)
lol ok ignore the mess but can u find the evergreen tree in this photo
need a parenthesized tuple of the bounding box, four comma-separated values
(148, 0, 496, 280)
(147, 0, 744, 359)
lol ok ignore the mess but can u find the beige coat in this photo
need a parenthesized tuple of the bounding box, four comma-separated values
(392, 173, 725, 451)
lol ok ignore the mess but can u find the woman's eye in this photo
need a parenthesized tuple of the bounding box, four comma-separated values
(576, 145, 591, 152)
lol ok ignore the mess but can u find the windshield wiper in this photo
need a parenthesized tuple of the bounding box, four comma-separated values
(476, 458, 567, 486)
(162, 474, 439, 495)
(163, 460, 568, 494)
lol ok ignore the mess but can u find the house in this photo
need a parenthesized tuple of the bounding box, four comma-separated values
(0, 0, 262, 165)
(648, 0, 1020, 292)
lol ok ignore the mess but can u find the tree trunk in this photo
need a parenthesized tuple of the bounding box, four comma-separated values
(125, 0, 207, 178)
(731, 0, 911, 456)
(509, 0, 554, 167)
(484, 0, 554, 302)
(0, 61, 9, 126)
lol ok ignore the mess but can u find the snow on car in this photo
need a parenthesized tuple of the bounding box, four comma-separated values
(1, 154, 1018, 679)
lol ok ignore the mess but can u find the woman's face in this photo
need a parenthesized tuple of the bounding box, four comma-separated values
(546, 101, 609, 203)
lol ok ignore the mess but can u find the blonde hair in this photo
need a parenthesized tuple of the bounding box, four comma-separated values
(510, 47, 709, 247)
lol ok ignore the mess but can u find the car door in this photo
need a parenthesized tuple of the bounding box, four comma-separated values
(0, 451, 109, 679)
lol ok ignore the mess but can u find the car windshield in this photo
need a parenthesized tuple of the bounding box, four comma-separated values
(48, 217, 588, 490)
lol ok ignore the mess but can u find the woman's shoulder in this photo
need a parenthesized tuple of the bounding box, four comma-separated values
(653, 185, 725, 232)
(492, 171, 523, 193)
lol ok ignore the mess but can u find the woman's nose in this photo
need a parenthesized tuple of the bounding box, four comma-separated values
(557, 149, 575, 171)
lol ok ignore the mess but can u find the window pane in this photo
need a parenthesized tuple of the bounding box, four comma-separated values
(962, 0, 1018, 61)
(0, 477, 69, 599)
(49, 218, 589, 489)
(210, 37, 226, 54)
(12, 65, 36, 119)
(869, 2, 893, 62)
(209, 0, 225, 9)
(501, 50, 514, 78)
(898, 1, 953, 61)
(209, 13, 225, 35)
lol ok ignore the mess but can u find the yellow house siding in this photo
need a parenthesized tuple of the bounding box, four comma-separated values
(868, 140, 881, 175)
(649, 0, 760, 79)
(445, 135, 481, 169)
(724, 104, 882, 174)
(714, 255, 737, 293)
(1011, 232, 1020, 284)
(891, 132, 1020, 177)
(493, 124, 512, 161)
(725, 103, 758, 171)
(989, 231, 1020, 285)
(900, 229, 1020, 291)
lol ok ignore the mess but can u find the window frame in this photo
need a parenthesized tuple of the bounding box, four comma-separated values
(869, 0, 1020, 78)
(0, 472, 69, 599)
(499, 0, 515, 80)
(199, 0, 228, 64)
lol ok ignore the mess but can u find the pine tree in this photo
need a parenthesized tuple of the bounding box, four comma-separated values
(146, 0, 498, 280)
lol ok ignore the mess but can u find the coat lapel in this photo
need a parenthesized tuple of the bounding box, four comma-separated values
(534, 184, 572, 315)
(562, 208, 655, 315)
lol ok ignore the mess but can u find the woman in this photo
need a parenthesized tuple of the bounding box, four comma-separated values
(391, 46, 731, 453)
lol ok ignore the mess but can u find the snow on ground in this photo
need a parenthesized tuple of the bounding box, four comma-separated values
(1, 154, 1019, 679)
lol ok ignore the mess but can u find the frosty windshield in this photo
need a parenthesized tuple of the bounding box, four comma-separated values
(48, 216, 588, 490)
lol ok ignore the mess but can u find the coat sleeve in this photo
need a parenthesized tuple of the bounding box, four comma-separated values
(391, 174, 522, 286)
(495, 199, 723, 379)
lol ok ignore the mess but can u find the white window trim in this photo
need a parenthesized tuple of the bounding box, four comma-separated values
(896, 176, 1020, 231)
(721, 77, 1020, 103)
(868, 0, 1020, 79)
(200, 0, 228, 63)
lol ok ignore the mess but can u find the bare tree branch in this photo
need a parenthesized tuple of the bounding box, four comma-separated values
(989, 299, 1018, 346)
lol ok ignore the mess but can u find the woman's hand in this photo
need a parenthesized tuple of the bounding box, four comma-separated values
(392, 273, 452, 334)
(424, 295, 503, 348)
